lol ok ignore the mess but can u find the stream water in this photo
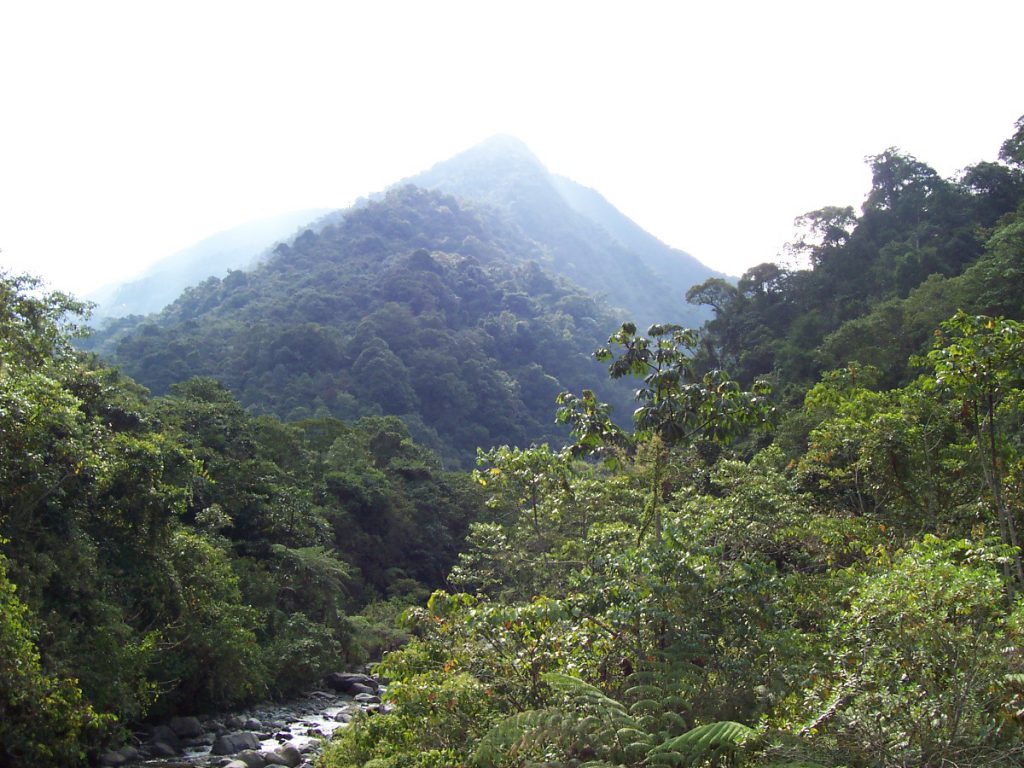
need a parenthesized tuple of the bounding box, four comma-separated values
(120, 684, 383, 768)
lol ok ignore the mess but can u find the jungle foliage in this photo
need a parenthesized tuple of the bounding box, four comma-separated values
(0, 273, 483, 764)
(319, 118, 1024, 768)
(321, 309, 1024, 768)
(686, 116, 1024, 400)
(5, 117, 1024, 768)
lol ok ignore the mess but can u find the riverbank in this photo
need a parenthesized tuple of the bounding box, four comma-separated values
(101, 675, 386, 768)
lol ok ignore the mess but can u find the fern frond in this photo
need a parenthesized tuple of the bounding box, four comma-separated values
(472, 707, 568, 767)
(648, 721, 755, 767)
(1003, 673, 1024, 688)
(629, 697, 663, 714)
(474, 674, 647, 768)
(657, 711, 690, 733)
(625, 684, 662, 699)
(647, 750, 686, 766)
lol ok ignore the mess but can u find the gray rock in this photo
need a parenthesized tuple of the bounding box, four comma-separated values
(277, 745, 303, 767)
(226, 715, 245, 729)
(169, 715, 205, 738)
(354, 692, 381, 704)
(234, 749, 267, 768)
(212, 731, 262, 755)
(323, 672, 378, 694)
(348, 682, 375, 695)
(244, 717, 263, 730)
(224, 761, 249, 768)
(261, 750, 290, 767)
(334, 711, 351, 723)
(117, 746, 140, 761)
(148, 741, 178, 758)
(149, 724, 181, 750)
(98, 750, 128, 767)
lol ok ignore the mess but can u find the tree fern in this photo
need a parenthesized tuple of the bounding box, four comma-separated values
(647, 721, 755, 767)
(473, 673, 640, 767)
(472, 672, 763, 768)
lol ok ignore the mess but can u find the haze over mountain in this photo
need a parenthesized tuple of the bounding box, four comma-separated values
(90, 138, 722, 329)
(81, 137, 730, 465)
(87, 208, 331, 318)
(84, 185, 638, 467)
(401, 135, 724, 329)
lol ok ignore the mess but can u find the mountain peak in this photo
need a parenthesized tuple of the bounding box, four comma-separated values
(463, 134, 544, 163)
(402, 135, 550, 207)
(404, 137, 720, 329)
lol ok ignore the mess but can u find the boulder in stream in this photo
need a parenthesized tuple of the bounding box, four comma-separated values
(323, 672, 379, 694)
(278, 745, 303, 767)
(148, 724, 181, 752)
(98, 750, 128, 767)
(148, 741, 178, 758)
(212, 731, 262, 755)
(234, 749, 268, 768)
(169, 715, 204, 738)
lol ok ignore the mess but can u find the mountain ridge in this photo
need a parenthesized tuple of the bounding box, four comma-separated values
(83, 186, 635, 467)
(88, 208, 332, 318)
(399, 136, 723, 328)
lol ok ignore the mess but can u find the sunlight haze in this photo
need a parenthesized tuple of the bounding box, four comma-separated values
(1, 0, 1020, 296)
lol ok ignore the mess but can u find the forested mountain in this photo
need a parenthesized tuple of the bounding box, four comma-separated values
(83, 186, 634, 468)
(87, 209, 330, 318)
(402, 135, 722, 328)
(8, 118, 1024, 768)
(318, 120, 1024, 768)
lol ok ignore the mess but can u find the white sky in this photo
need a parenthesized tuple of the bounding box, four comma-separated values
(1, 1, 1021, 296)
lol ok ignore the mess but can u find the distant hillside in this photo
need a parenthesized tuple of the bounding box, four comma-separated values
(84, 187, 633, 467)
(401, 135, 724, 329)
(88, 208, 331, 318)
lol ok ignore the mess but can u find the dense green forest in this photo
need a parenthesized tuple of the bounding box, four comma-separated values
(83, 186, 635, 469)
(314, 118, 1024, 768)
(2, 116, 1024, 767)
(686, 123, 1024, 399)
(0, 275, 483, 763)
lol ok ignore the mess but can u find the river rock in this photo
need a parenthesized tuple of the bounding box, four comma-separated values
(118, 746, 140, 761)
(226, 715, 245, 729)
(244, 717, 263, 730)
(262, 748, 295, 767)
(98, 750, 128, 767)
(212, 731, 261, 755)
(276, 745, 303, 767)
(169, 715, 204, 738)
(323, 672, 378, 694)
(354, 692, 381, 704)
(234, 749, 267, 768)
(224, 762, 249, 768)
(149, 725, 181, 751)
(148, 741, 178, 758)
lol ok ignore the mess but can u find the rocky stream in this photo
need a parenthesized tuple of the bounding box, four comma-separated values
(98, 673, 384, 768)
